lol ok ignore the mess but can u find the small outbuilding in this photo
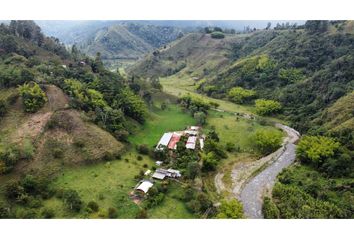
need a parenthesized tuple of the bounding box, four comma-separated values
(136, 180, 154, 194)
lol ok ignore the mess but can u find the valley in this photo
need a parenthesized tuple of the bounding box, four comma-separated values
(0, 20, 353, 219)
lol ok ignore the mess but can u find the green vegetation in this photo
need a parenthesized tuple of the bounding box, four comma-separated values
(251, 129, 283, 155)
(211, 31, 225, 39)
(216, 199, 244, 219)
(129, 103, 196, 147)
(227, 87, 256, 104)
(255, 99, 282, 116)
(296, 136, 352, 177)
(18, 82, 47, 112)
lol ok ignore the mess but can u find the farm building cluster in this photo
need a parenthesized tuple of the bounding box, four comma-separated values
(155, 126, 205, 151)
(131, 126, 205, 201)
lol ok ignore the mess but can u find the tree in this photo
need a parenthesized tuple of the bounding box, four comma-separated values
(63, 189, 82, 212)
(115, 88, 147, 123)
(255, 99, 282, 116)
(251, 129, 283, 155)
(193, 111, 207, 126)
(266, 22, 272, 30)
(185, 161, 201, 179)
(296, 136, 340, 167)
(202, 152, 219, 171)
(228, 87, 256, 104)
(18, 82, 47, 113)
(216, 199, 244, 219)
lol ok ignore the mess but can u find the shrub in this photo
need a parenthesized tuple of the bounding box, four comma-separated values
(87, 201, 99, 212)
(263, 197, 280, 219)
(135, 209, 148, 219)
(185, 161, 201, 179)
(108, 207, 118, 218)
(41, 207, 55, 219)
(251, 129, 283, 155)
(255, 99, 282, 116)
(216, 199, 244, 219)
(211, 31, 225, 39)
(228, 87, 256, 104)
(137, 155, 143, 161)
(62, 189, 82, 212)
(18, 82, 47, 113)
(137, 144, 149, 155)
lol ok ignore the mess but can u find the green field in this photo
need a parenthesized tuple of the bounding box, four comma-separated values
(48, 150, 194, 219)
(160, 75, 254, 114)
(129, 103, 196, 148)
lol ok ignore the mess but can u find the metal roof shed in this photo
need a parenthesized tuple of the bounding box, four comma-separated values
(136, 181, 154, 194)
(152, 172, 166, 180)
(155, 132, 173, 151)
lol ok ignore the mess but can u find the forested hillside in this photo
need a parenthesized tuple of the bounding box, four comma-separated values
(76, 23, 184, 68)
(0, 21, 161, 219)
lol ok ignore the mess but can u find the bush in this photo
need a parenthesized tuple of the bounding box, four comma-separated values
(108, 207, 118, 218)
(251, 129, 283, 155)
(18, 82, 47, 113)
(263, 197, 280, 219)
(211, 31, 225, 39)
(202, 152, 219, 172)
(87, 201, 99, 212)
(62, 189, 82, 212)
(255, 99, 282, 116)
(41, 207, 55, 219)
(137, 144, 149, 155)
(137, 155, 143, 161)
(185, 161, 201, 179)
(135, 209, 148, 219)
(228, 87, 256, 104)
(216, 199, 244, 219)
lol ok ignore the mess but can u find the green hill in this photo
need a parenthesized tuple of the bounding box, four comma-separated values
(77, 23, 183, 68)
(131, 21, 354, 137)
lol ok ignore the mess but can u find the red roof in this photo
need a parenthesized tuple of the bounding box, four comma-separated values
(168, 134, 181, 149)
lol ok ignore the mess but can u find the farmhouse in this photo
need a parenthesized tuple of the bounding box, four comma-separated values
(136, 180, 154, 194)
(186, 136, 197, 149)
(155, 132, 173, 151)
(155, 126, 204, 152)
(152, 168, 181, 180)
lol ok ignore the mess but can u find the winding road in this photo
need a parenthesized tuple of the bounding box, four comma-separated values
(239, 124, 300, 218)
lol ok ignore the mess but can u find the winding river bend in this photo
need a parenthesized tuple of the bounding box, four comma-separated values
(239, 124, 300, 218)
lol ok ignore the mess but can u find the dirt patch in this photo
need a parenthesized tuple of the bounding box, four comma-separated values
(12, 111, 53, 144)
(42, 84, 69, 111)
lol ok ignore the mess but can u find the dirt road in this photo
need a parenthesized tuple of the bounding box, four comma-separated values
(239, 124, 300, 218)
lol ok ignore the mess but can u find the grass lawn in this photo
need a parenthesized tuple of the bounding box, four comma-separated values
(50, 151, 151, 218)
(160, 75, 254, 114)
(206, 110, 282, 152)
(148, 182, 195, 219)
(129, 103, 196, 148)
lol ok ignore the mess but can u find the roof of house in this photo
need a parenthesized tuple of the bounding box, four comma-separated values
(186, 136, 197, 149)
(190, 126, 200, 130)
(168, 133, 181, 149)
(144, 170, 151, 176)
(155, 132, 173, 150)
(136, 181, 154, 193)
(152, 172, 166, 180)
(184, 130, 198, 136)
